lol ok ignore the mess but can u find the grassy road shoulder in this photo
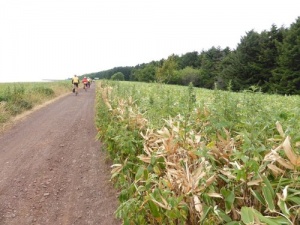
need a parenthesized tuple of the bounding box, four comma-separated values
(0, 81, 72, 132)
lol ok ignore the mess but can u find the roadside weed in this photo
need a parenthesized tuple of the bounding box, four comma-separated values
(0, 81, 71, 127)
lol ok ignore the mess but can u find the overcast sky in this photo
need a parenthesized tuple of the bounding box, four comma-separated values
(0, 0, 299, 82)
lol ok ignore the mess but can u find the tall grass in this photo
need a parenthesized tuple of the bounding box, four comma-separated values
(0, 81, 71, 126)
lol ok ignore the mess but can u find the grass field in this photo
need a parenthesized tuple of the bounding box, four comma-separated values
(0, 81, 71, 126)
(95, 80, 300, 225)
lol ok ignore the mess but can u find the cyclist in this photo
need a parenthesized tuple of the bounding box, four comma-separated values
(72, 75, 80, 95)
(82, 77, 88, 91)
(87, 77, 92, 88)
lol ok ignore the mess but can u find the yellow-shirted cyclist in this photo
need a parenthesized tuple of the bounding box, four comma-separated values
(72, 75, 80, 95)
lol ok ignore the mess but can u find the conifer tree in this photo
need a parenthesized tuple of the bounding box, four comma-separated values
(271, 17, 300, 94)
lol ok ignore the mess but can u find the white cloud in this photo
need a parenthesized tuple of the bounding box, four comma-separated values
(0, 0, 299, 82)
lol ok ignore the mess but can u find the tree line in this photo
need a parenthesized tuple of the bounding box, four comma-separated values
(84, 17, 300, 95)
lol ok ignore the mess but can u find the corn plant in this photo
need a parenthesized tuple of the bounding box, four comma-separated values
(95, 81, 300, 224)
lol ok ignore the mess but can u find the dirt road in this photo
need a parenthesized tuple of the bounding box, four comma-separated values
(0, 85, 121, 225)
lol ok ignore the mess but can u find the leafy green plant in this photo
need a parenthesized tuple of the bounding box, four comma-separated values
(95, 81, 300, 224)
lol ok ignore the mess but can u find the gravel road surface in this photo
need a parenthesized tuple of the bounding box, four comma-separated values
(0, 85, 121, 225)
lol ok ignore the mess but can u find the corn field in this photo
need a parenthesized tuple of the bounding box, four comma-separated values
(95, 80, 300, 225)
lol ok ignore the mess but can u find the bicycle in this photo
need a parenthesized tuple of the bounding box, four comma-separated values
(73, 83, 79, 95)
(83, 83, 88, 92)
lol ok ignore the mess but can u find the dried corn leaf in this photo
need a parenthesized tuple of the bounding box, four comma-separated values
(276, 157, 294, 170)
(157, 127, 171, 137)
(194, 134, 201, 144)
(161, 196, 169, 207)
(205, 174, 216, 187)
(263, 149, 280, 162)
(282, 136, 300, 167)
(166, 161, 179, 167)
(247, 179, 263, 186)
(187, 150, 198, 160)
(220, 170, 236, 179)
(230, 161, 242, 170)
(267, 138, 283, 142)
(185, 162, 190, 182)
(267, 164, 285, 176)
(150, 197, 171, 210)
(276, 121, 285, 138)
(192, 166, 206, 182)
(110, 164, 123, 175)
(111, 163, 123, 168)
(193, 195, 202, 213)
(137, 155, 151, 163)
(207, 192, 223, 198)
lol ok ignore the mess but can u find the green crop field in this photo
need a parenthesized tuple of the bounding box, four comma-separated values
(0, 81, 71, 126)
(95, 80, 300, 225)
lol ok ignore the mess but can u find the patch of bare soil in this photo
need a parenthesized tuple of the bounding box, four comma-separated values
(0, 85, 121, 225)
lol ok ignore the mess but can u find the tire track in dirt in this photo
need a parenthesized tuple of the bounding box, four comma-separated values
(0, 85, 121, 225)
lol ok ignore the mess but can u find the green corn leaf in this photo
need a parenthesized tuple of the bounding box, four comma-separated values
(262, 185, 275, 211)
(262, 186, 275, 212)
(257, 214, 290, 225)
(150, 155, 156, 165)
(250, 189, 266, 206)
(262, 175, 275, 196)
(135, 166, 144, 181)
(287, 196, 300, 205)
(153, 165, 161, 175)
(143, 168, 149, 180)
(225, 221, 240, 225)
(215, 208, 232, 223)
(221, 188, 235, 213)
(148, 200, 160, 218)
(153, 188, 160, 197)
(287, 188, 300, 194)
(200, 205, 212, 222)
(242, 207, 290, 225)
(123, 218, 130, 225)
(262, 176, 275, 212)
(119, 189, 129, 202)
(277, 198, 290, 216)
(165, 208, 179, 219)
(241, 207, 254, 224)
(265, 217, 292, 225)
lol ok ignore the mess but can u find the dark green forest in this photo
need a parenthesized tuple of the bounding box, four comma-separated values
(84, 17, 300, 95)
